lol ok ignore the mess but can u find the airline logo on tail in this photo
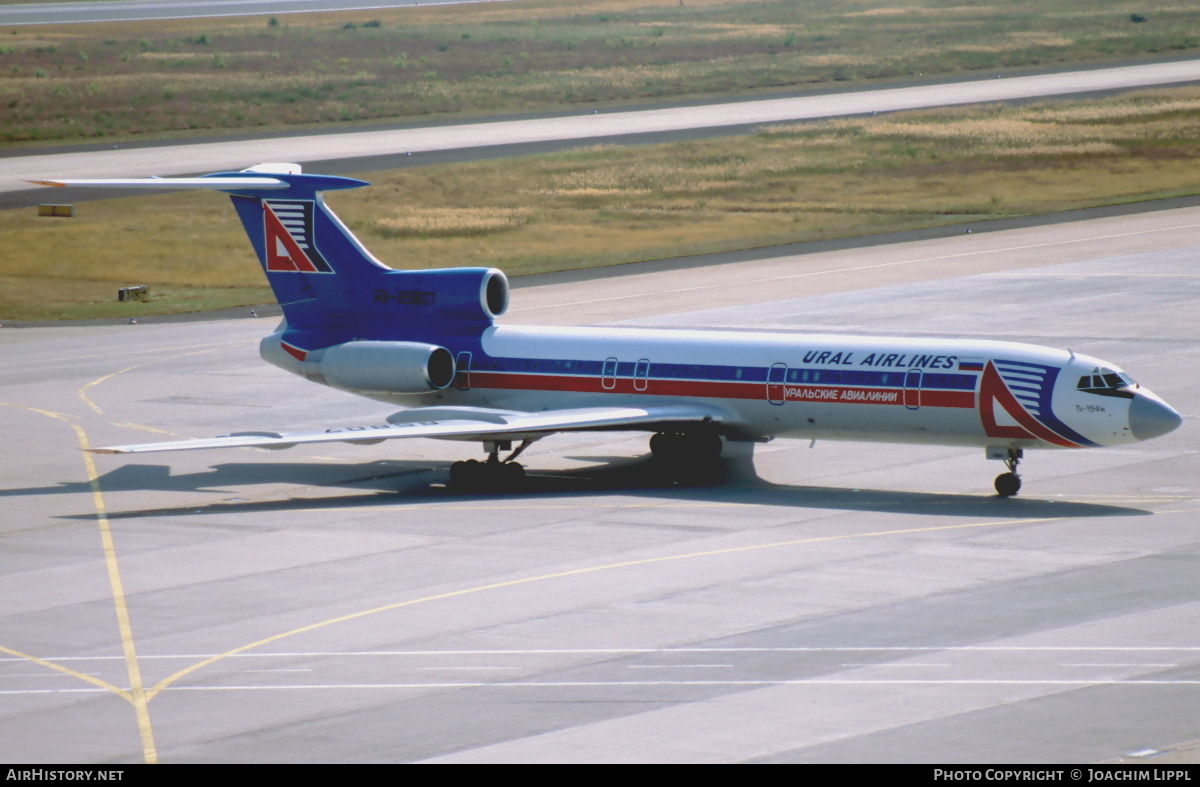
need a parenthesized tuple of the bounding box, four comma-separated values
(263, 199, 334, 273)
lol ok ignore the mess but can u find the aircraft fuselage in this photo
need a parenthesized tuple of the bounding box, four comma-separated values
(263, 323, 1178, 452)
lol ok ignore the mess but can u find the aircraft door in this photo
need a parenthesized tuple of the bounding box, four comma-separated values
(904, 368, 922, 410)
(455, 351, 472, 391)
(634, 358, 650, 392)
(602, 357, 618, 391)
(767, 363, 787, 405)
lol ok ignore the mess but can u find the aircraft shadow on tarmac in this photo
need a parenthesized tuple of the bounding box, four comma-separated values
(9, 453, 1150, 522)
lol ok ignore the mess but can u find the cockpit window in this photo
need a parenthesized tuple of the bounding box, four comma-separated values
(1077, 368, 1136, 398)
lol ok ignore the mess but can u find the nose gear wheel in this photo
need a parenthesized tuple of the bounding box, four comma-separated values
(994, 449, 1023, 497)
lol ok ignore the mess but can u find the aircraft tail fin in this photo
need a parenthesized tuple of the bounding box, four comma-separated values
(33, 164, 508, 347)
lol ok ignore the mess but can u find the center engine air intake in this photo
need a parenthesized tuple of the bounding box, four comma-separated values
(481, 268, 509, 320)
(311, 341, 456, 393)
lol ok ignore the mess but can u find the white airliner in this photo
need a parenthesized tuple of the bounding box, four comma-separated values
(36, 164, 1182, 496)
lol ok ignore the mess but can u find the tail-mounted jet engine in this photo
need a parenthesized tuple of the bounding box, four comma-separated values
(300, 341, 456, 394)
(370, 267, 509, 330)
(258, 268, 508, 395)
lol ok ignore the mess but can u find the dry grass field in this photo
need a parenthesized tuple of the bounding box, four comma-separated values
(1, 0, 1198, 145)
(3, 86, 1198, 320)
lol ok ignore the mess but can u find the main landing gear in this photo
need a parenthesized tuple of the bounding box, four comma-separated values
(994, 448, 1023, 498)
(449, 440, 530, 491)
(650, 431, 723, 482)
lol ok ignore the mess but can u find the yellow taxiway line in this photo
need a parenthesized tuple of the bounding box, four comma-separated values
(0, 401, 158, 763)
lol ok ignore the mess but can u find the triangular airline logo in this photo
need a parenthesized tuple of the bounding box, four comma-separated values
(978, 361, 1077, 447)
(263, 201, 333, 273)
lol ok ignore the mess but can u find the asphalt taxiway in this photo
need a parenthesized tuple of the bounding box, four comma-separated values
(0, 206, 1197, 763)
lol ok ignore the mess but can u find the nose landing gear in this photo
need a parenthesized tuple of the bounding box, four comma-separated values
(994, 448, 1023, 497)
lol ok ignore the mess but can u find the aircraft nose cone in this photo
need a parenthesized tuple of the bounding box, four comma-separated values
(1129, 392, 1183, 441)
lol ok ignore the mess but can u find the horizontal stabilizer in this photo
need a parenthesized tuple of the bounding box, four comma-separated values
(29, 176, 289, 190)
(88, 404, 724, 454)
(28, 163, 357, 193)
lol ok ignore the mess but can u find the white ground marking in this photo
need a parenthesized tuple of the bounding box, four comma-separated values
(840, 663, 952, 668)
(1061, 663, 1179, 668)
(5, 645, 1200, 663)
(5, 677, 1200, 697)
(626, 665, 734, 669)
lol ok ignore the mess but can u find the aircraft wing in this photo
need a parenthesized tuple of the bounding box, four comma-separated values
(88, 404, 725, 454)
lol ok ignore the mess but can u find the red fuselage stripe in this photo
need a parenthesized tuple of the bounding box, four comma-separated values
(468, 371, 975, 408)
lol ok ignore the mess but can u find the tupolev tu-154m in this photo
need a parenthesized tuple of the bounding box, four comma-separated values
(36, 164, 1182, 496)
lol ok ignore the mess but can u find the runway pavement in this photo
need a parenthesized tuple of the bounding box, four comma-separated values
(0, 204, 1196, 763)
